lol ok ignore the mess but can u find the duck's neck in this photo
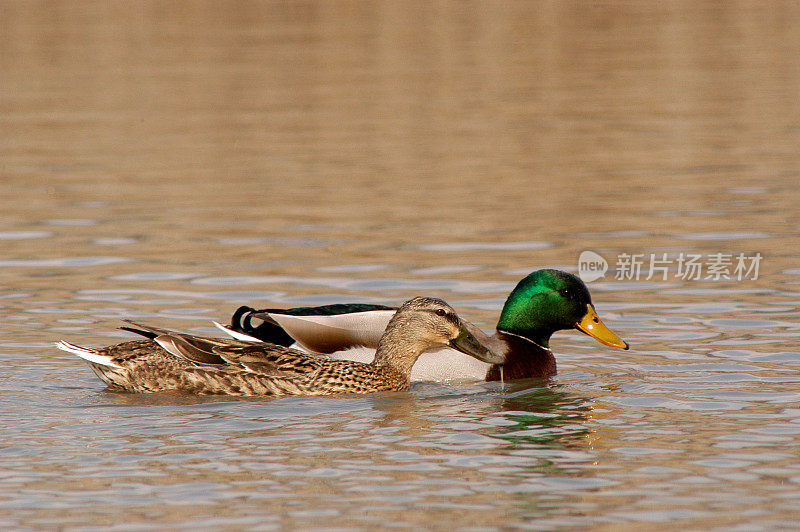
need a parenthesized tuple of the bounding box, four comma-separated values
(485, 330, 556, 381)
(371, 324, 424, 377)
(496, 313, 558, 349)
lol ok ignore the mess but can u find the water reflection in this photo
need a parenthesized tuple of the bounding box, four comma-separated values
(417, 241, 553, 252)
(0, 231, 53, 240)
(187, 274, 518, 297)
(0, 257, 134, 267)
(59, 378, 598, 490)
(497, 384, 592, 446)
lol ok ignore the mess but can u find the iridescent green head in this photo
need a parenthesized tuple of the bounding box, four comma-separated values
(497, 269, 628, 350)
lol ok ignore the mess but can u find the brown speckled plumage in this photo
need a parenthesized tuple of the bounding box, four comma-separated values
(59, 297, 501, 397)
(86, 339, 409, 395)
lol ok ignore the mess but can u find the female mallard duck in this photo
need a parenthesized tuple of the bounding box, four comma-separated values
(220, 269, 629, 382)
(56, 297, 502, 397)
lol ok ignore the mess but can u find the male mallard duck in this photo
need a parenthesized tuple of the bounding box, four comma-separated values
(56, 297, 502, 397)
(221, 269, 629, 382)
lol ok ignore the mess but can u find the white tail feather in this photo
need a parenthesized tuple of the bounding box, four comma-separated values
(212, 321, 312, 353)
(55, 341, 123, 368)
(212, 321, 265, 343)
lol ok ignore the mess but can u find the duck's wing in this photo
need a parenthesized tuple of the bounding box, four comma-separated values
(136, 327, 324, 381)
(122, 320, 254, 366)
(228, 304, 397, 354)
(264, 310, 396, 354)
(208, 342, 326, 380)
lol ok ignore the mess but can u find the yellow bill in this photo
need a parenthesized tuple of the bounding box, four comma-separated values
(576, 304, 629, 350)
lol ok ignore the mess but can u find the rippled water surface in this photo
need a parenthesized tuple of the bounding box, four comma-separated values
(3, 2, 800, 530)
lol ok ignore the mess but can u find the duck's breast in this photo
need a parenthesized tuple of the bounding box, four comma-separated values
(326, 346, 489, 382)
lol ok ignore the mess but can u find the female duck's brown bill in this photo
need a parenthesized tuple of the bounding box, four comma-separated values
(449, 324, 505, 364)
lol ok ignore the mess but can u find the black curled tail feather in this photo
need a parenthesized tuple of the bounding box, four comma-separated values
(231, 306, 256, 331)
(229, 306, 295, 346)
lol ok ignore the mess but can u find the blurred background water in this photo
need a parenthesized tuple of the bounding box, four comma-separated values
(2, 1, 800, 529)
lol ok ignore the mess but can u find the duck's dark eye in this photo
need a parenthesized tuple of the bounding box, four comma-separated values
(435, 308, 447, 317)
(559, 289, 570, 298)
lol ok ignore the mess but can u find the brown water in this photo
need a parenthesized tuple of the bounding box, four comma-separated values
(2, 2, 800, 529)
